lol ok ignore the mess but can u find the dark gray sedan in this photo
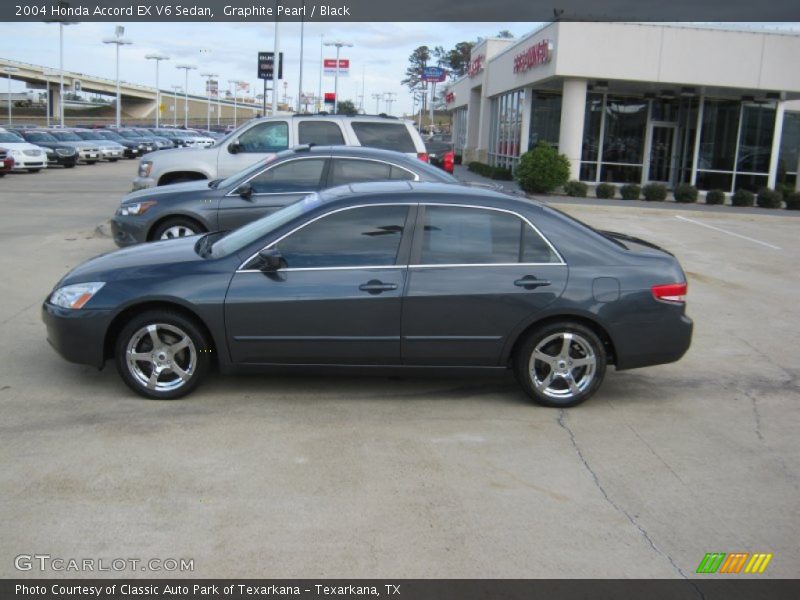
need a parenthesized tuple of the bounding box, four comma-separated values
(44, 182, 692, 407)
(111, 145, 458, 246)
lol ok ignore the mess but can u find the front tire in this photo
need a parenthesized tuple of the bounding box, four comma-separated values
(151, 217, 204, 241)
(514, 322, 606, 408)
(27, 168, 41, 173)
(114, 310, 211, 400)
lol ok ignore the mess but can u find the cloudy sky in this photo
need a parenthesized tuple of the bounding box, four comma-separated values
(0, 21, 541, 115)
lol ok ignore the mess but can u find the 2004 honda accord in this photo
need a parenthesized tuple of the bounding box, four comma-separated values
(43, 182, 692, 407)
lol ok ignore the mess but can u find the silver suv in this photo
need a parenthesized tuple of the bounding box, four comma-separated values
(132, 114, 428, 190)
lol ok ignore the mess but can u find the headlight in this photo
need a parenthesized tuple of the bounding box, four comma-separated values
(10, 149, 23, 157)
(117, 200, 157, 216)
(50, 282, 105, 310)
(138, 160, 153, 177)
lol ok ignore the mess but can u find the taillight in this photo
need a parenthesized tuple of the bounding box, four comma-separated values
(443, 151, 454, 174)
(417, 152, 429, 163)
(652, 282, 687, 304)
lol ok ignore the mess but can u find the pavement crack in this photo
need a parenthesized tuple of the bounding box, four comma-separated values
(556, 409, 700, 589)
(743, 390, 765, 442)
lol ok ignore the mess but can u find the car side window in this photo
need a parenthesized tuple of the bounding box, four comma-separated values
(298, 121, 345, 145)
(275, 205, 409, 268)
(238, 121, 289, 153)
(249, 158, 326, 194)
(418, 206, 558, 265)
(328, 159, 416, 187)
(351, 122, 417, 153)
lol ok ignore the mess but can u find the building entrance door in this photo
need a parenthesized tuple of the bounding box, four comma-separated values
(648, 124, 678, 184)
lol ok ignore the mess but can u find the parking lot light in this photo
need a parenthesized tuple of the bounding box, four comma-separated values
(3, 66, 19, 126)
(170, 85, 182, 127)
(200, 72, 218, 131)
(145, 53, 170, 128)
(103, 27, 133, 128)
(176, 64, 197, 128)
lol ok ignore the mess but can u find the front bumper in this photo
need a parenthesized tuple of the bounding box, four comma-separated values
(101, 148, 123, 160)
(42, 302, 112, 369)
(123, 147, 141, 159)
(131, 176, 157, 191)
(49, 153, 78, 167)
(79, 149, 100, 162)
(11, 155, 47, 169)
(110, 216, 149, 247)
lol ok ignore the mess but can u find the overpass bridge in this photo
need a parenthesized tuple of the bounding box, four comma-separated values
(0, 57, 270, 126)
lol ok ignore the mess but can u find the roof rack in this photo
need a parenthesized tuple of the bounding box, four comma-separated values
(288, 112, 399, 120)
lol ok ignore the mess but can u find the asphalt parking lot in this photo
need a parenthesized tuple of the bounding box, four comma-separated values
(0, 161, 798, 579)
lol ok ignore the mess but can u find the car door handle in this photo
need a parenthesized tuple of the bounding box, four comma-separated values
(358, 280, 398, 295)
(514, 276, 551, 289)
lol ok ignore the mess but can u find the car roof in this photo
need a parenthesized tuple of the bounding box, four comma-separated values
(316, 180, 541, 210)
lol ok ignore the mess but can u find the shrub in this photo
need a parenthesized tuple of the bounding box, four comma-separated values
(620, 184, 641, 200)
(595, 183, 617, 199)
(642, 183, 667, 202)
(674, 183, 699, 203)
(756, 188, 783, 209)
(776, 182, 795, 197)
(563, 180, 588, 197)
(785, 191, 800, 210)
(515, 142, 570, 194)
(467, 161, 513, 180)
(705, 189, 726, 205)
(731, 189, 755, 207)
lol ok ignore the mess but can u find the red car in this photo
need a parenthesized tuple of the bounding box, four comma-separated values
(0, 148, 14, 177)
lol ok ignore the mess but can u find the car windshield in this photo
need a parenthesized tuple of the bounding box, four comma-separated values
(0, 132, 24, 142)
(215, 152, 286, 189)
(96, 131, 118, 140)
(23, 131, 57, 142)
(75, 132, 99, 140)
(210, 194, 322, 259)
(119, 131, 142, 139)
(51, 131, 82, 141)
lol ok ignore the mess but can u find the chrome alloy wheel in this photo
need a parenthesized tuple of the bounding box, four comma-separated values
(125, 323, 197, 392)
(528, 332, 597, 400)
(160, 225, 196, 240)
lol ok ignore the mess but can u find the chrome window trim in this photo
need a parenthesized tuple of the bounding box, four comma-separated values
(328, 156, 420, 183)
(417, 202, 566, 266)
(236, 202, 417, 272)
(224, 155, 327, 197)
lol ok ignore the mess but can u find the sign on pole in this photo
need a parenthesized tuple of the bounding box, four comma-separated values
(421, 66, 447, 83)
(323, 59, 350, 77)
(258, 51, 284, 81)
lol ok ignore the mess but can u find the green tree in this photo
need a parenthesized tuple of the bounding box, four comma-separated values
(401, 45, 430, 92)
(336, 99, 358, 115)
(516, 142, 570, 194)
(497, 30, 515, 38)
(444, 42, 474, 78)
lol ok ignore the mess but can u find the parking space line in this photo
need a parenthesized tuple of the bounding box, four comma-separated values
(674, 215, 781, 250)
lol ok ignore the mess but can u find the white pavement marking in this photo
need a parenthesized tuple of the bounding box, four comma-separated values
(674, 215, 782, 250)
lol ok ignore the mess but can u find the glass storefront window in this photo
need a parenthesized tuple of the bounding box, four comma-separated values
(529, 92, 562, 149)
(778, 111, 800, 187)
(602, 96, 648, 165)
(452, 107, 468, 155)
(581, 93, 603, 162)
(489, 89, 524, 170)
(698, 100, 739, 171)
(737, 103, 775, 174)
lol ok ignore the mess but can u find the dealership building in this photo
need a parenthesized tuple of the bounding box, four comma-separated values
(444, 22, 800, 191)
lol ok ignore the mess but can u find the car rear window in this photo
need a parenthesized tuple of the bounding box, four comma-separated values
(351, 122, 416, 153)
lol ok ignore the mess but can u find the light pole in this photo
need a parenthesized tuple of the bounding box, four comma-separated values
(297, 3, 305, 113)
(4, 67, 19, 126)
(145, 53, 169, 128)
(371, 93, 382, 115)
(102, 26, 133, 128)
(171, 85, 182, 127)
(46, 10, 78, 127)
(200, 72, 218, 131)
(228, 80, 244, 127)
(323, 40, 352, 115)
(385, 92, 397, 116)
(272, 20, 280, 116)
(317, 35, 324, 112)
(43, 69, 60, 127)
(175, 64, 196, 128)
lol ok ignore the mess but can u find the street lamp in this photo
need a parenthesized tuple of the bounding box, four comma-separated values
(175, 64, 197, 128)
(4, 67, 19, 126)
(200, 72, 218, 131)
(323, 40, 352, 115)
(385, 92, 397, 116)
(43, 69, 60, 127)
(228, 80, 246, 127)
(170, 85, 182, 127)
(46, 4, 79, 127)
(102, 26, 133, 128)
(145, 53, 170, 128)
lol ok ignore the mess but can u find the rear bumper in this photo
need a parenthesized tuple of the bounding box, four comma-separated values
(612, 313, 693, 370)
(42, 302, 112, 369)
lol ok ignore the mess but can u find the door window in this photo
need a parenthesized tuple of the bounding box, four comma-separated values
(275, 205, 409, 268)
(237, 121, 289, 153)
(298, 121, 345, 145)
(329, 159, 416, 186)
(419, 206, 558, 265)
(249, 158, 326, 193)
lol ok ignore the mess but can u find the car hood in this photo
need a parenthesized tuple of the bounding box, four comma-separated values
(59, 236, 206, 285)
(57, 141, 99, 150)
(3, 142, 46, 152)
(122, 180, 211, 203)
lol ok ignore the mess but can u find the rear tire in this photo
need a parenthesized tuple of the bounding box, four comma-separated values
(514, 321, 606, 408)
(114, 310, 211, 400)
(151, 218, 205, 241)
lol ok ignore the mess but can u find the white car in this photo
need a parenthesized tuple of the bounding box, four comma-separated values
(132, 115, 428, 189)
(0, 128, 48, 172)
(183, 130, 215, 148)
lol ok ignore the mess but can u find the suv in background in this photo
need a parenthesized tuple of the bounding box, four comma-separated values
(132, 114, 428, 189)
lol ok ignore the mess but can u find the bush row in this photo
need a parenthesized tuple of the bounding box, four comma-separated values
(557, 181, 800, 209)
(467, 161, 513, 181)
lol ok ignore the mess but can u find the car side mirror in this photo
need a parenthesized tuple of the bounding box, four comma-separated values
(257, 248, 285, 272)
(228, 139, 242, 154)
(235, 182, 253, 200)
